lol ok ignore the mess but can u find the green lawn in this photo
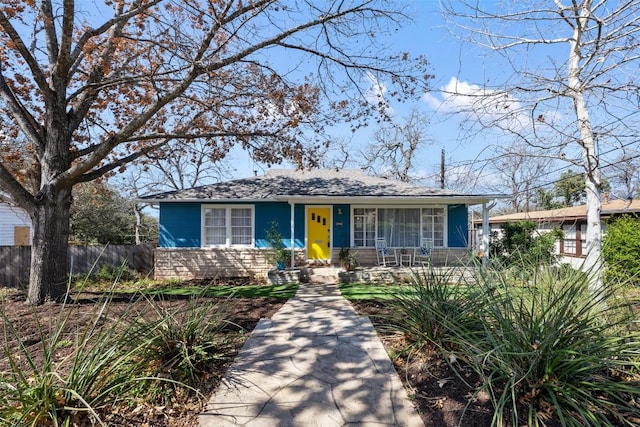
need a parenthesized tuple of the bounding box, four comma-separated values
(338, 281, 479, 300)
(147, 283, 299, 298)
(338, 282, 406, 300)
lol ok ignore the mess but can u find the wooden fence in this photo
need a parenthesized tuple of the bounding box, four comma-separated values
(0, 244, 155, 288)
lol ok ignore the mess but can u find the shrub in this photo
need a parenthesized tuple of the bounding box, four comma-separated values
(338, 247, 359, 271)
(448, 263, 640, 426)
(265, 221, 290, 267)
(490, 220, 562, 267)
(95, 263, 138, 282)
(603, 214, 640, 286)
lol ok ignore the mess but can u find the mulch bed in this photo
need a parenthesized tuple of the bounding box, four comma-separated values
(349, 299, 496, 427)
(0, 286, 285, 427)
(1, 287, 501, 426)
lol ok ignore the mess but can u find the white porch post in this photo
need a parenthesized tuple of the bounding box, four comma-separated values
(290, 201, 295, 268)
(482, 202, 490, 267)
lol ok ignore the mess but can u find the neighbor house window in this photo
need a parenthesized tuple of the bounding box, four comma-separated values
(202, 206, 254, 247)
(561, 223, 586, 257)
(352, 206, 446, 248)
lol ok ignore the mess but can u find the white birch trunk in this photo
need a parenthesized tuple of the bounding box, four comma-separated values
(567, 1, 603, 292)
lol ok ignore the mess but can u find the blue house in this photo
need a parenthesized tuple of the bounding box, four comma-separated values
(142, 169, 501, 280)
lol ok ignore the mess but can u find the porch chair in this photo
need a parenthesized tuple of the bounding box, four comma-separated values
(414, 238, 433, 266)
(375, 238, 396, 266)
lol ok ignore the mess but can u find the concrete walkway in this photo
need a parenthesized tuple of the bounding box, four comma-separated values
(198, 279, 424, 427)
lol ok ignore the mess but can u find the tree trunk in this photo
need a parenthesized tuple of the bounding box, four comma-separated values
(27, 186, 72, 304)
(583, 148, 602, 291)
(567, 3, 603, 294)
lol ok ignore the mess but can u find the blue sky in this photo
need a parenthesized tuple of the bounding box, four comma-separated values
(228, 1, 507, 189)
(140, 1, 632, 199)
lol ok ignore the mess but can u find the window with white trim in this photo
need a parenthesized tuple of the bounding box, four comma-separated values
(353, 208, 376, 247)
(422, 207, 445, 247)
(562, 224, 577, 255)
(202, 206, 254, 247)
(352, 206, 446, 248)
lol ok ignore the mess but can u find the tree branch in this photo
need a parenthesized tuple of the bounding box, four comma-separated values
(0, 66, 43, 153)
(0, 162, 35, 213)
(0, 10, 49, 94)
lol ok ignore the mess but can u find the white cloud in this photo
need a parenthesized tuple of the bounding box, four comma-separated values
(365, 72, 393, 115)
(424, 76, 530, 132)
(423, 77, 485, 111)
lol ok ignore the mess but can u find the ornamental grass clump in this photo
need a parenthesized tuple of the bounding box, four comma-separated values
(0, 284, 239, 425)
(0, 292, 151, 427)
(449, 263, 640, 426)
(127, 293, 234, 390)
(387, 266, 481, 353)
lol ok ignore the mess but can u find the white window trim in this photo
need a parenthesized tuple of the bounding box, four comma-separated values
(352, 207, 376, 248)
(350, 205, 448, 248)
(201, 205, 255, 248)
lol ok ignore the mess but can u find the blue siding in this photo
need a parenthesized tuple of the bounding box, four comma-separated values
(255, 202, 302, 248)
(448, 204, 468, 248)
(333, 204, 350, 248)
(159, 203, 201, 247)
(160, 201, 307, 249)
(159, 201, 470, 249)
(294, 204, 305, 248)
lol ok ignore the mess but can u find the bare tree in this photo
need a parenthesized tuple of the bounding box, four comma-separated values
(119, 141, 234, 244)
(316, 137, 356, 170)
(0, 0, 428, 304)
(441, 0, 640, 291)
(360, 108, 432, 182)
(606, 151, 640, 200)
(488, 144, 553, 212)
(140, 140, 234, 192)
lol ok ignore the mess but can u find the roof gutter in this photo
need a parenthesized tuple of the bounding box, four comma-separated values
(139, 194, 508, 205)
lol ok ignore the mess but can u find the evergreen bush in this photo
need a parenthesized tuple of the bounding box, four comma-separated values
(490, 220, 562, 267)
(603, 214, 640, 286)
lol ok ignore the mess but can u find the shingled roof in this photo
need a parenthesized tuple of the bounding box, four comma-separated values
(487, 198, 640, 223)
(141, 169, 502, 204)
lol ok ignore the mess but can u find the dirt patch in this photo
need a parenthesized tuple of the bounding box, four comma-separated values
(350, 299, 496, 427)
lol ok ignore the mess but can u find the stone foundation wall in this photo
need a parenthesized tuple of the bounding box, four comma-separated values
(154, 248, 305, 281)
(155, 247, 472, 281)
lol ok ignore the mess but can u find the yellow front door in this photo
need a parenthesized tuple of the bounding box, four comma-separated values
(307, 207, 331, 261)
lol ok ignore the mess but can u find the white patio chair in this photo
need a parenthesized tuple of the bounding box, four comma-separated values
(375, 238, 396, 266)
(414, 238, 433, 266)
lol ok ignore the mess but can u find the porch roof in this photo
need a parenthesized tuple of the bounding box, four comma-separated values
(141, 169, 504, 205)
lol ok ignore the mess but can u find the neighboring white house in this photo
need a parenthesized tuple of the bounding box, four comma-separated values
(0, 198, 32, 245)
(474, 198, 640, 269)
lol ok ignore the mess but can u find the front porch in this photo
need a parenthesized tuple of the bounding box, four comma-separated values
(330, 247, 472, 268)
